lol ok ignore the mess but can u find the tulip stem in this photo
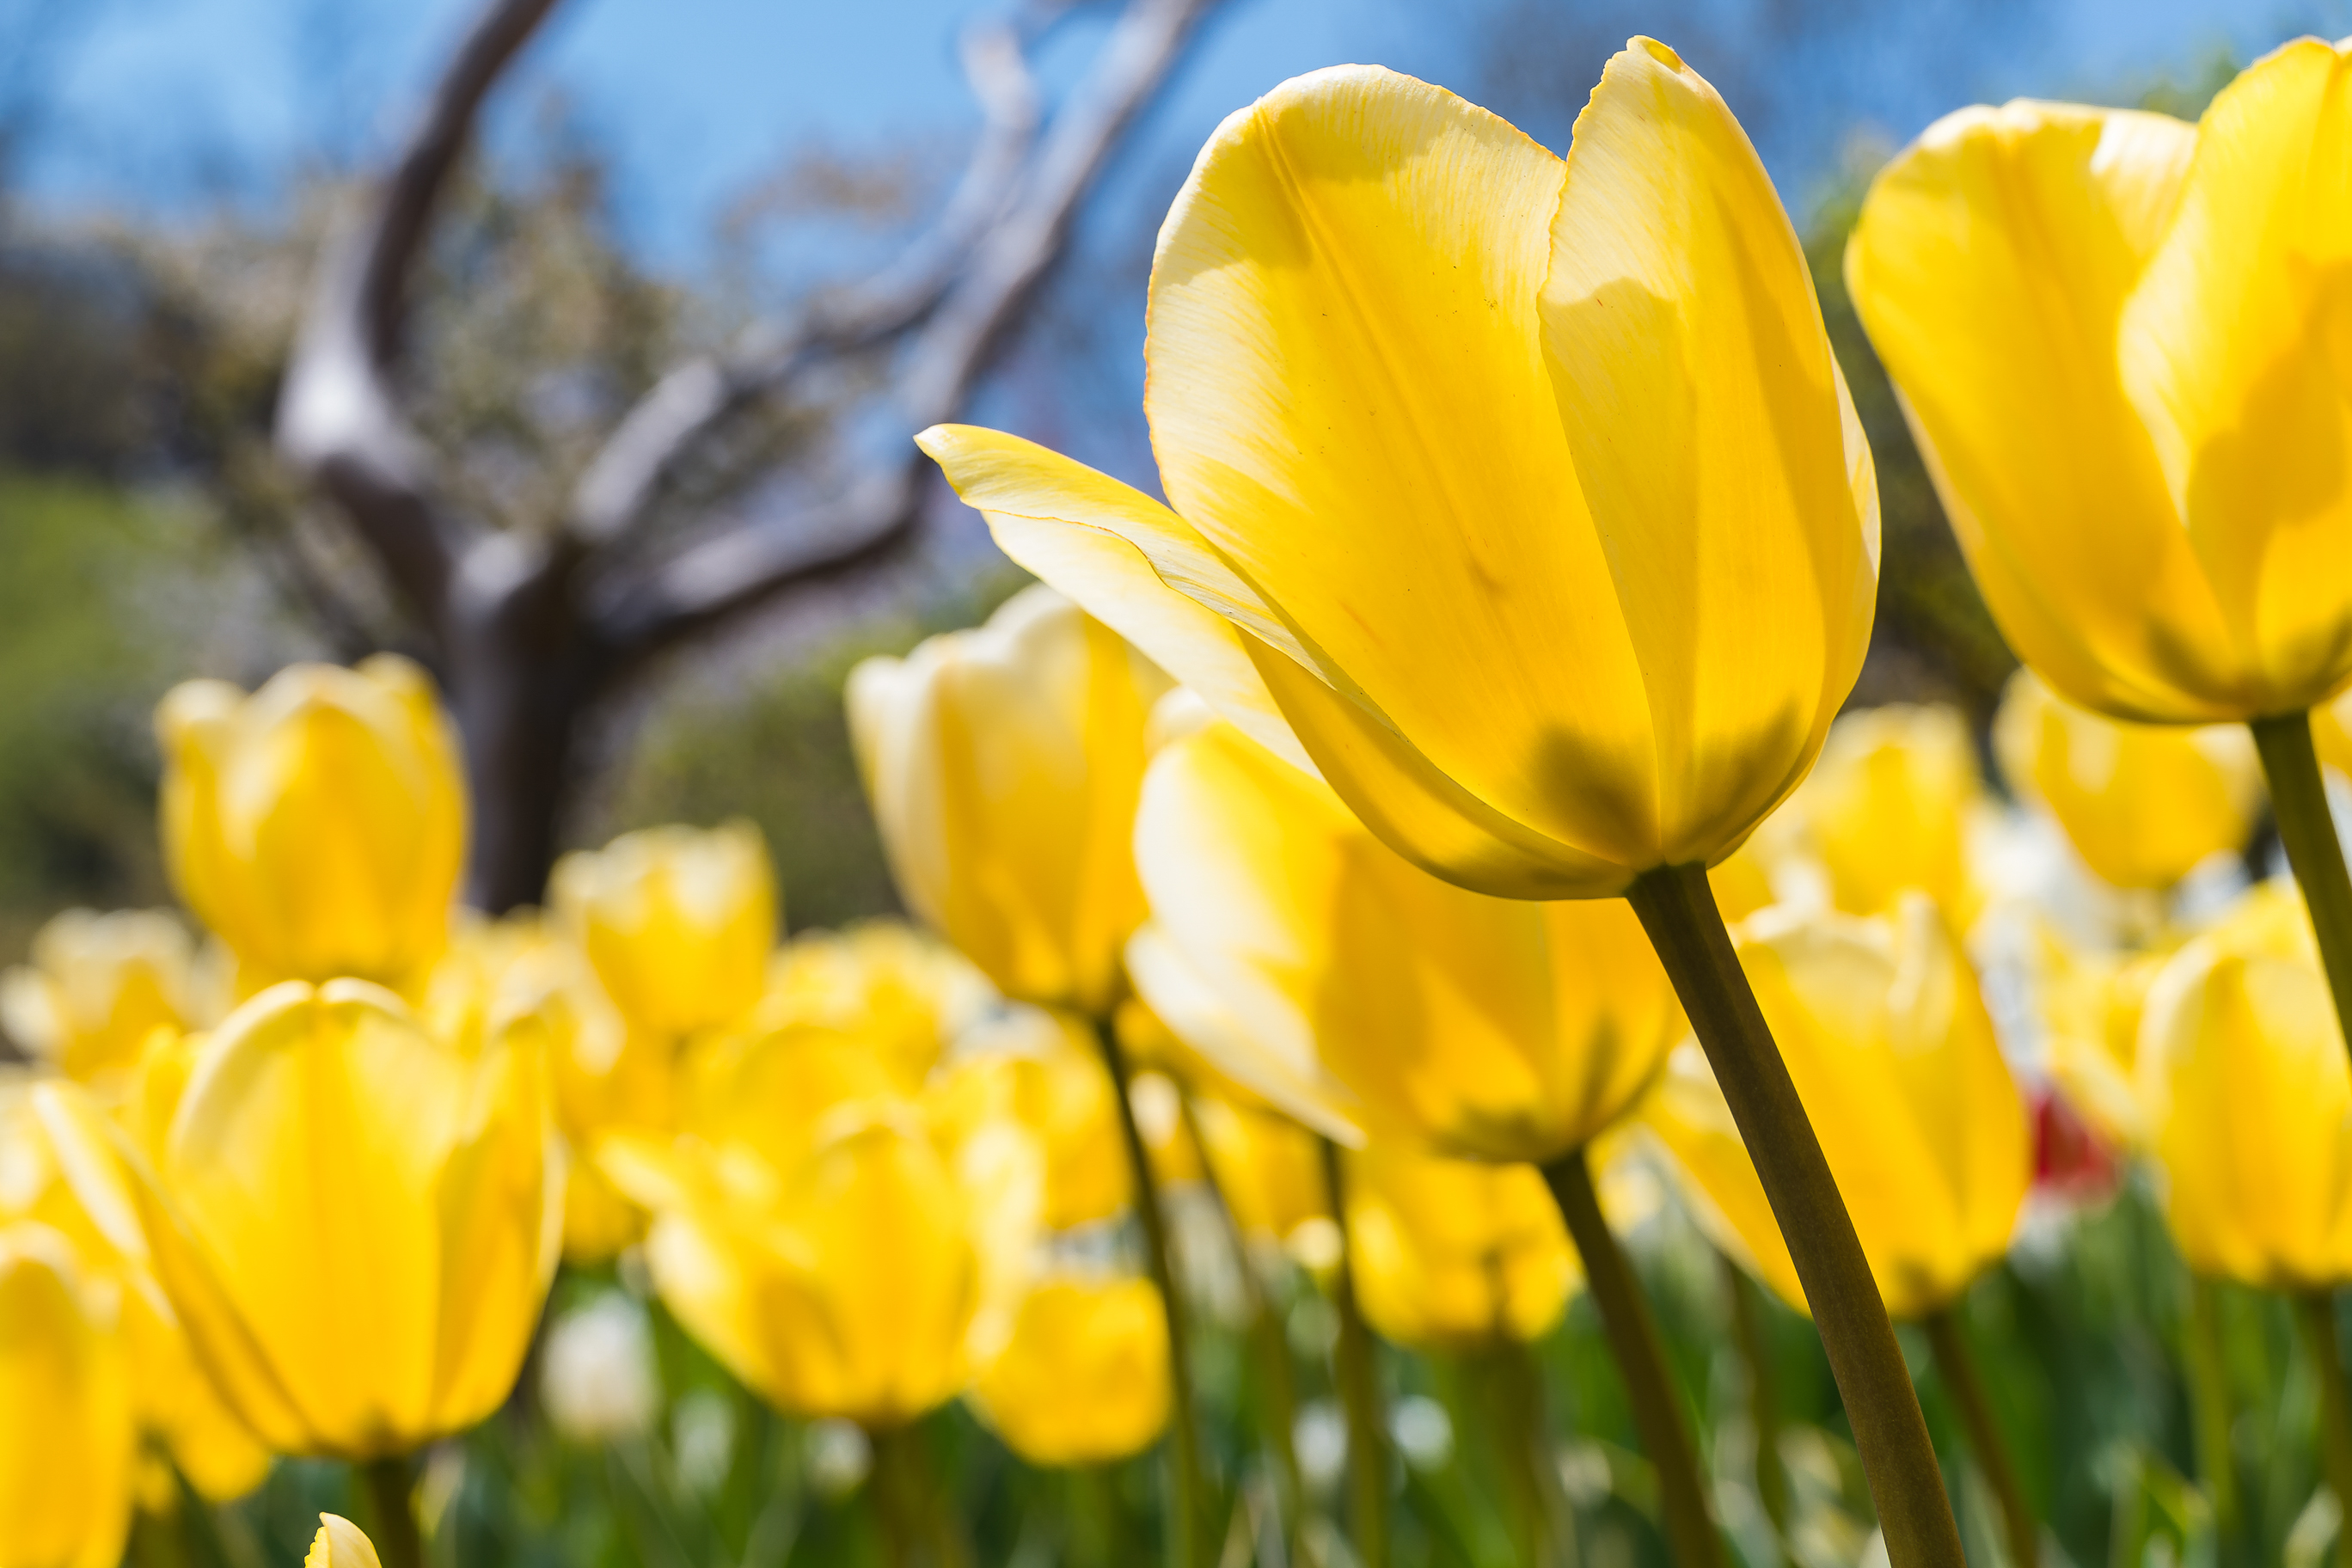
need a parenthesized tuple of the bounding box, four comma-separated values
(1320, 1136, 1392, 1568)
(1923, 1308, 2037, 1568)
(1722, 1253, 1795, 1563)
(1485, 1334, 1571, 1568)
(1541, 1145, 1722, 1568)
(360, 1458, 423, 1568)
(1176, 1087, 1306, 1549)
(1626, 864, 1964, 1568)
(1093, 1018, 1210, 1568)
(2294, 1292, 2352, 1522)
(2185, 1275, 2245, 1561)
(2251, 712, 2352, 1067)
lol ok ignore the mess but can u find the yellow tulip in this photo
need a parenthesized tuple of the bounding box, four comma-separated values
(918, 45, 1874, 899)
(0, 1075, 272, 1503)
(305, 1516, 383, 1568)
(1130, 720, 1682, 1164)
(155, 656, 466, 989)
(1994, 670, 2262, 891)
(928, 1008, 1130, 1231)
(0, 1222, 134, 1568)
(2139, 893, 2352, 1287)
(1847, 42, 2352, 724)
(0, 910, 194, 1091)
(126, 980, 562, 1458)
(847, 585, 1169, 1014)
(548, 821, 777, 1040)
(2036, 933, 2165, 1152)
(1188, 1095, 1331, 1253)
(1792, 705, 1981, 919)
(604, 1101, 1039, 1429)
(1344, 1144, 1579, 1350)
(970, 1274, 1170, 1465)
(749, 921, 995, 1093)
(1639, 897, 2031, 1320)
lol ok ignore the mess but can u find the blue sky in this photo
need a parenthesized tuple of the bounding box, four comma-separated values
(18, 0, 2351, 273)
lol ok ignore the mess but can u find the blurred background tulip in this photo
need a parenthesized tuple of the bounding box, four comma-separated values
(549, 820, 777, 1042)
(970, 1273, 1170, 1467)
(1994, 670, 2263, 892)
(153, 658, 465, 993)
(848, 585, 1167, 1018)
(1343, 1145, 1577, 1351)
(928, 1008, 1130, 1231)
(126, 979, 562, 1461)
(0, 1222, 135, 1568)
(750, 922, 994, 1094)
(1793, 703, 1984, 920)
(0, 910, 198, 1094)
(1643, 897, 2031, 1321)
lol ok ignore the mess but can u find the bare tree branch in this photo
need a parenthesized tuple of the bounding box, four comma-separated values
(274, 0, 560, 636)
(563, 14, 1043, 551)
(596, 0, 1222, 658)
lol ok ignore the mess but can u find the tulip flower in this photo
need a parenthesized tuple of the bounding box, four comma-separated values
(125, 980, 563, 1462)
(549, 820, 777, 1041)
(0, 1075, 271, 1503)
(927, 1008, 1133, 1230)
(155, 657, 465, 990)
(970, 1273, 1171, 1466)
(0, 1222, 134, 1568)
(847, 585, 1168, 1017)
(2138, 897, 2352, 1289)
(306, 1516, 383, 1568)
(1188, 1094, 1331, 1259)
(603, 1098, 1038, 1430)
(1994, 671, 2262, 892)
(1847, 44, 2352, 1167)
(1344, 1145, 1577, 1351)
(750, 921, 995, 1093)
(1641, 897, 2030, 1321)
(921, 42, 1965, 1553)
(2035, 934, 2165, 1152)
(1792, 705, 1982, 920)
(0, 910, 195, 1092)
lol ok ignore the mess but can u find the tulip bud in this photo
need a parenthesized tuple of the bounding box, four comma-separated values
(155, 657, 466, 989)
(609, 1105, 1039, 1429)
(1640, 897, 2031, 1320)
(970, 1274, 1170, 1465)
(0, 1076, 271, 1503)
(1344, 1145, 1578, 1350)
(848, 586, 1170, 1014)
(1994, 669, 2261, 891)
(1794, 704, 1982, 919)
(0, 1222, 134, 1568)
(928, 1008, 1130, 1231)
(304, 1515, 383, 1568)
(749, 921, 995, 1093)
(2140, 896, 2352, 1288)
(549, 821, 777, 1040)
(1132, 720, 1683, 1164)
(128, 980, 562, 1457)
(0, 910, 193, 1089)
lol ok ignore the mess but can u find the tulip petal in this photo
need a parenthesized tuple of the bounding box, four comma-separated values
(1148, 64, 1675, 860)
(2120, 38, 2352, 709)
(1540, 39, 1877, 862)
(917, 425, 1320, 776)
(1846, 99, 2256, 719)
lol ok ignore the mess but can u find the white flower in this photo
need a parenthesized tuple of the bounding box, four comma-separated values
(541, 1293, 659, 1444)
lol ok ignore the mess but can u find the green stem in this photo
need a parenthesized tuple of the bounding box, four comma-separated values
(1541, 1145, 1722, 1568)
(1723, 1253, 1795, 1564)
(869, 1424, 971, 1568)
(1320, 1137, 1392, 1568)
(1924, 1308, 2037, 1568)
(2185, 1275, 2245, 1562)
(2251, 713, 2352, 1067)
(1175, 1087, 1306, 1553)
(1626, 865, 1963, 1568)
(1487, 1338, 1574, 1568)
(360, 1457, 423, 1568)
(2294, 1292, 2352, 1527)
(1093, 1018, 1209, 1568)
